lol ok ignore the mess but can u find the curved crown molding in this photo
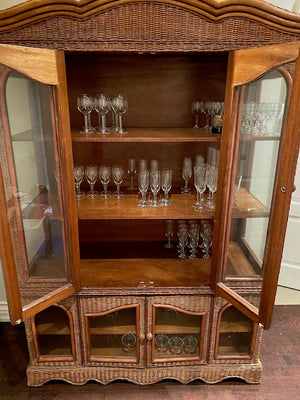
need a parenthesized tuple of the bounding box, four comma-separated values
(0, 0, 300, 33)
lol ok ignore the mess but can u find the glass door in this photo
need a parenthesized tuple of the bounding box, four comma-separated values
(0, 44, 80, 324)
(213, 42, 300, 329)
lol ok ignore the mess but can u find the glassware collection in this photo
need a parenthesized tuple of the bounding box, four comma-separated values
(155, 334, 199, 355)
(166, 219, 213, 259)
(77, 93, 128, 134)
(241, 102, 284, 136)
(191, 101, 224, 132)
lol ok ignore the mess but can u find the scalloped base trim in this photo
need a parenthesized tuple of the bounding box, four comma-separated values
(27, 361, 262, 386)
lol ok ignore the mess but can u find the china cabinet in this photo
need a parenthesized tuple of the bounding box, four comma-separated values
(0, 0, 300, 386)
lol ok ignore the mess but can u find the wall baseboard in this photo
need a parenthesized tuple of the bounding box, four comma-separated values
(0, 301, 9, 322)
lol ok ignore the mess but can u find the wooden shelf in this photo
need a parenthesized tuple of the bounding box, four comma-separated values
(37, 322, 70, 335)
(227, 241, 259, 276)
(72, 127, 221, 143)
(90, 347, 136, 359)
(77, 194, 214, 220)
(220, 320, 253, 333)
(155, 325, 200, 334)
(241, 134, 280, 141)
(80, 258, 211, 288)
(232, 187, 269, 218)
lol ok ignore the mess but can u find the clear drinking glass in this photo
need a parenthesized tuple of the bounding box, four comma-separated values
(121, 334, 136, 353)
(165, 219, 174, 248)
(206, 165, 218, 209)
(200, 220, 213, 258)
(77, 94, 94, 134)
(177, 221, 188, 258)
(155, 334, 169, 354)
(112, 165, 124, 199)
(94, 94, 111, 134)
(233, 174, 243, 208)
(188, 221, 200, 259)
(150, 169, 161, 207)
(112, 94, 128, 134)
(74, 165, 85, 200)
(194, 165, 206, 210)
(169, 336, 184, 355)
(138, 170, 149, 207)
(127, 158, 137, 190)
(85, 165, 99, 199)
(192, 101, 201, 129)
(99, 165, 111, 198)
(181, 157, 192, 193)
(161, 169, 172, 206)
(183, 335, 198, 354)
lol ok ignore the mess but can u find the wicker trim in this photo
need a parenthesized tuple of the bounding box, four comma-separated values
(0, 2, 300, 52)
(26, 361, 263, 386)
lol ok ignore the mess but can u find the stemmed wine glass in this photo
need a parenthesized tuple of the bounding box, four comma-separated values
(165, 219, 174, 248)
(127, 158, 137, 190)
(74, 165, 85, 199)
(150, 169, 161, 207)
(112, 165, 124, 199)
(161, 169, 172, 206)
(99, 165, 111, 198)
(188, 220, 200, 259)
(181, 157, 192, 194)
(85, 165, 99, 199)
(206, 165, 218, 209)
(94, 94, 111, 134)
(138, 170, 149, 207)
(77, 94, 94, 134)
(155, 334, 169, 354)
(121, 333, 136, 353)
(191, 101, 202, 129)
(112, 94, 128, 134)
(200, 220, 213, 259)
(177, 220, 188, 258)
(194, 165, 206, 210)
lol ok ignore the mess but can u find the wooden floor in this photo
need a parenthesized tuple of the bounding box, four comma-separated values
(0, 305, 299, 400)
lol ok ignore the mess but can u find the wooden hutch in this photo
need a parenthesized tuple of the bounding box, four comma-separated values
(0, 0, 300, 386)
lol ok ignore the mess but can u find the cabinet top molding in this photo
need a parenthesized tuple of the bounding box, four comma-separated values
(1, 0, 300, 33)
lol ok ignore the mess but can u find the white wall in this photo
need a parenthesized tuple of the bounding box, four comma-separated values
(0, 0, 299, 321)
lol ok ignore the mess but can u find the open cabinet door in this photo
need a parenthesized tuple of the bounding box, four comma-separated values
(212, 42, 300, 329)
(0, 44, 81, 324)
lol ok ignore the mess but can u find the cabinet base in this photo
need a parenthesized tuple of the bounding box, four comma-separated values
(26, 361, 262, 386)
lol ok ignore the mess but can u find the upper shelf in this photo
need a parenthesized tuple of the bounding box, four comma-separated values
(71, 128, 221, 143)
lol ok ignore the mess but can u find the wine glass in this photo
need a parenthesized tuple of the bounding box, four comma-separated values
(155, 334, 169, 354)
(206, 165, 218, 209)
(183, 335, 198, 354)
(112, 165, 124, 199)
(181, 157, 192, 194)
(99, 165, 111, 198)
(194, 165, 206, 210)
(200, 220, 213, 258)
(191, 101, 201, 129)
(85, 165, 99, 199)
(121, 333, 136, 353)
(138, 170, 149, 207)
(188, 221, 199, 259)
(161, 169, 172, 206)
(77, 94, 94, 134)
(112, 94, 128, 134)
(177, 221, 188, 258)
(233, 174, 243, 208)
(165, 219, 174, 248)
(150, 169, 161, 207)
(169, 336, 184, 355)
(127, 158, 137, 191)
(74, 165, 85, 199)
(94, 94, 111, 134)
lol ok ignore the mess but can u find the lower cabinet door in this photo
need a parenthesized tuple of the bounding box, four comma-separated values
(146, 295, 212, 366)
(79, 295, 145, 367)
(25, 296, 81, 366)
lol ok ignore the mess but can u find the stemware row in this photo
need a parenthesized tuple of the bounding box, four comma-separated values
(155, 334, 199, 355)
(192, 101, 224, 130)
(77, 93, 128, 135)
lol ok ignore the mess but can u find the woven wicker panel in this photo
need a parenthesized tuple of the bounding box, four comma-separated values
(25, 296, 82, 367)
(26, 361, 263, 386)
(208, 295, 263, 365)
(0, 2, 299, 51)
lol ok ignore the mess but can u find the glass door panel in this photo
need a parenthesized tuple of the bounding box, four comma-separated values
(224, 70, 288, 304)
(153, 306, 203, 361)
(35, 305, 74, 360)
(87, 307, 138, 362)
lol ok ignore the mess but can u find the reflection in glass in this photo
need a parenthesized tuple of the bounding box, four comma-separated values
(217, 306, 253, 357)
(225, 70, 287, 291)
(3, 71, 68, 292)
(35, 305, 73, 358)
(88, 307, 137, 361)
(154, 307, 202, 360)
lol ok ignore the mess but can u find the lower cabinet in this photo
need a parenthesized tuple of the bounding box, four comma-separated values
(24, 292, 263, 386)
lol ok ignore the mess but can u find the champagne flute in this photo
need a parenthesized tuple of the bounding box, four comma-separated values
(127, 158, 137, 190)
(94, 94, 111, 134)
(192, 101, 201, 129)
(85, 165, 99, 199)
(165, 219, 174, 248)
(74, 165, 85, 200)
(138, 170, 149, 207)
(77, 94, 94, 134)
(194, 165, 206, 210)
(99, 165, 111, 198)
(150, 169, 161, 207)
(112, 94, 128, 134)
(181, 157, 192, 194)
(161, 169, 172, 206)
(206, 165, 218, 209)
(112, 165, 124, 199)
